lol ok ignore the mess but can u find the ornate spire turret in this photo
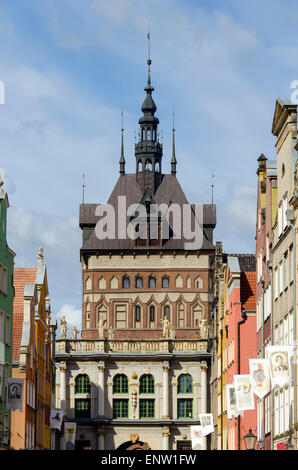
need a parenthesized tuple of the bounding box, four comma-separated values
(135, 33, 163, 194)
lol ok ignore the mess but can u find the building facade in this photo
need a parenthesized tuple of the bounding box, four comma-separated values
(55, 59, 217, 450)
(255, 153, 277, 450)
(271, 99, 297, 450)
(211, 252, 257, 450)
(11, 249, 53, 449)
(0, 181, 15, 449)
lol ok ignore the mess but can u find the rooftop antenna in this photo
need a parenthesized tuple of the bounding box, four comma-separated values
(82, 172, 85, 204)
(211, 171, 215, 205)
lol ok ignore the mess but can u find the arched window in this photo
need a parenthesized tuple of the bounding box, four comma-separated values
(122, 277, 130, 288)
(135, 305, 141, 322)
(113, 374, 128, 394)
(149, 277, 156, 288)
(178, 374, 193, 394)
(145, 160, 152, 172)
(138, 160, 142, 172)
(149, 305, 155, 322)
(136, 277, 143, 288)
(75, 374, 91, 394)
(140, 374, 155, 394)
(162, 277, 169, 288)
(147, 129, 151, 140)
(164, 305, 170, 319)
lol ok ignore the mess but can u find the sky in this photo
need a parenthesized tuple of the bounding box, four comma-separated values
(1, 0, 298, 334)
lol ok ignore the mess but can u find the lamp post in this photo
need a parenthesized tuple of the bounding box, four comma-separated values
(244, 429, 257, 450)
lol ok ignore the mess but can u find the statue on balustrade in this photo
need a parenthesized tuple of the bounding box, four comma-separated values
(71, 326, 79, 340)
(97, 314, 106, 339)
(161, 316, 171, 339)
(108, 326, 115, 340)
(60, 316, 67, 339)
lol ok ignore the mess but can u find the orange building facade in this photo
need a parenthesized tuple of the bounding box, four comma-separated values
(11, 250, 53, 449)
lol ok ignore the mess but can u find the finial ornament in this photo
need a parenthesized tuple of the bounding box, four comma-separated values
(38, 247, 44, 266)
(82, 172, 85, 204)
(171, 107, 177, 175)
(119, 109, 125, 174)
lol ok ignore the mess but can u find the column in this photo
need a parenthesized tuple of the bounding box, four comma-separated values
(98, 363, 105, 417)
(200, 361, 208, 450)
(97, 427, 105, 450)
(162, 426, 170, 450)
(59, 362, 67, 412)
(162, 363, 170, 418)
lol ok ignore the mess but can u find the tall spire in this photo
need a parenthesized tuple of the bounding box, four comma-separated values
(171, 108, 177, 176)
(119, 110, 125, 175)
(135, 32, 163, 194)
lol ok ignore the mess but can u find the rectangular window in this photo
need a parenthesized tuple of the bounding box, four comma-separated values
(284, 252, 288, 289)
(283, 197, 288, 231)
(177, 398, 193, 418)
(278, 204, 283, 237)
(274, 267, 278, 300)
(139, 399, 155, 418)
(279, 261, 283, 294)
(75, 399, 91, 418)
(289, 311, 294, 346)
(5, 316, 10, 345)
(113, 399, 129, 418)
(2, 267, 7, 295)
(290, 245, 294, 283)
(274, 392, 279, 436)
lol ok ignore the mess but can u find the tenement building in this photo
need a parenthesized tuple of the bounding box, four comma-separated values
(55, 58, 216, 450)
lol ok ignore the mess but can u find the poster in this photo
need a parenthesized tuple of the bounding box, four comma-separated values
(226, 384, 243, 419)
(50, 409, 64, 430)
(190, 425, 204, 450)
(199, 413, 214, 436)
(267, 346, 291, 388)
(64, 422, 76, 450)
(234, 375, 254, 411)
(249, 359, 271, 398)
(6, 378, 24, 411)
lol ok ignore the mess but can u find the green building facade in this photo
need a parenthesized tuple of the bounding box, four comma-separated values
(0, 185, 15, 449)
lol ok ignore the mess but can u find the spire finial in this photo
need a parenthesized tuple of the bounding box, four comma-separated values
(171, 108, 177, 175)
(119, 109, 125, 175)
(82, 172, 85, 204)
(211, 171, 215, 205)
(147, 28, 151, 86)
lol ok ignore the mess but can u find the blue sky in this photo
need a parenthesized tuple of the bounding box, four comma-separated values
(1, 0, 298, 333)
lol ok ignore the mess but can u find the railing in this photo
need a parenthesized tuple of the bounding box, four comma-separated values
(56, 338, 208, 354)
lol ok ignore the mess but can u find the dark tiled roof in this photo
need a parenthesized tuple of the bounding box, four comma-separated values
(80, 173, 216, 252)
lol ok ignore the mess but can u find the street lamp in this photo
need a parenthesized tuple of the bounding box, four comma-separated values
(244, 429, 257, 450)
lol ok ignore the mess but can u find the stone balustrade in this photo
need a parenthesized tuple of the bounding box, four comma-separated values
(55, 338, 208, 355)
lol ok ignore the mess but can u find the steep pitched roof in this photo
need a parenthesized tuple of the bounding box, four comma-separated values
(12, 268, 37, 361)
(80, 173, 216, 252)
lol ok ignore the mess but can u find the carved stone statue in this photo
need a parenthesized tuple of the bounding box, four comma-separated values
(108, 326, 115, 340)
(60, 316, 67, 339)
(199, 318, 209, 339)
(38, 247, 44, 266)
(97, 314, 106, 339)
(71, 326, 79, 340)
(161, 316, 171, 339)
